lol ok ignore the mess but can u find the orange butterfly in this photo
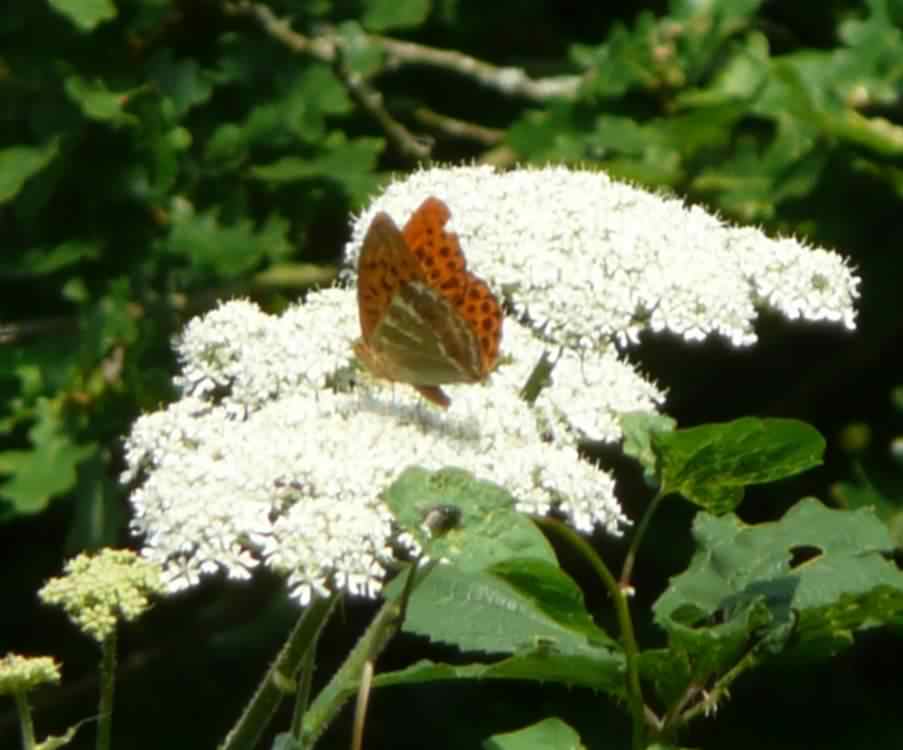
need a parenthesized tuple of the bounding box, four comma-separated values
(353, 197, 503, 408)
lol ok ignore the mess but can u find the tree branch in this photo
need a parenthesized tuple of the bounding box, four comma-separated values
(412, 108, 504, 146)
(222, 1, 582, 102)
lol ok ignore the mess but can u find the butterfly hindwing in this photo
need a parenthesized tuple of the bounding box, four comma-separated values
(368, 281, 483, 386)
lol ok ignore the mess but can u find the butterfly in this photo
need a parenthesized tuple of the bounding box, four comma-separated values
(352, 196, 503, 409)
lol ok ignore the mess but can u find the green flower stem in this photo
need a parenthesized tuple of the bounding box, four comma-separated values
(350, 659, 375, 750)
(518, 349, 557, 405)
(302, 560, 430, 747)
(13, 691, 36, 750)
(619, 488, 666, 588)
(669, 640, 761, 730)
(290, 637, 317, 738)
(219, 593, 339, 750)
(537, 517, 648, 749)
(96, 630, 116, 750)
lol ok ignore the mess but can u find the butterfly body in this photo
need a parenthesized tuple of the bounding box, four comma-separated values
(353, 197, 502, 408)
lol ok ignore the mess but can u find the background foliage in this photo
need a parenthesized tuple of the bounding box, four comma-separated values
(2, 0, 902, 748)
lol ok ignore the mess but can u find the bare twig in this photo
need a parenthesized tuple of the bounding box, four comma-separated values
(373, 34, 582, 101)
(222, 1, 582, 102)
(333, 49, 433, 163)
(223, 1, 337, 61)
(412, 108, 504, 146)
(224, 0, 431, 162)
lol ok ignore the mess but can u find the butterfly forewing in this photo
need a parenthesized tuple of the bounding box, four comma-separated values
(357, 212, 425, 340)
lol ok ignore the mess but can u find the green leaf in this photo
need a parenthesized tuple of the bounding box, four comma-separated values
(620, 411, 676, 482)
(507, 104, 594, 164)
(672, 31, 771, 110)
(273, 65, 353, 142)
(47, 0, 116, 31)
(644, 595, 773, 707)
(361, 0, 431, 31)
(481, 639, 623, 694)
(491, 558, 617, 647)
(0, 400, 96, 517)
(485, 718, 585, 750)
(0, 240, 100, 279)
(652, 418, 825, 513)
(78, 278, 140, 362)
(381, 466, 554, 571)
(250, 135, 384, 203)
(63, 75, 142, 127)
(0, 335, 81, 410)
(332, 22, 386, 77)
(381, 469, 619, 674)
(147, 50, 214, 119)
(250, 135, 383, 181)
(570, 14, 662, 100)
(270, 733, 303, 750)
(376, 624, 624, 695)
(205, 64, 351, 160)
(165, 208, 291, 280)
(636, 648, 694, 711)
(400, 563, 561, 652)
(833, 472, 903, 548)
(0, 140, 60, 205)
(395, 560, 620, 676)
(294, 66, 354, 123)
(654, 498, 903, 676)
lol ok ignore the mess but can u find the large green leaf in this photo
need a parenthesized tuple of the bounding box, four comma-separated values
(397, 560, 618, 658)
(653, 498, 903, 687)
(380, 469, 622, 692)
(652, 418, 825, 513)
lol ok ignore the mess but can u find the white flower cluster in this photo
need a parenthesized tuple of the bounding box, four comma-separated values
(345, 166, 859, 348)
(123, 165, 859, 603)
(124, 299, 635, 601)
(172, 287, 357, 415)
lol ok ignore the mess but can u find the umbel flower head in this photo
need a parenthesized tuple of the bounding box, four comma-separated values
(38, 549, 163, 643)
(122, 165, 860, 605)
(0, 654, 61, 695)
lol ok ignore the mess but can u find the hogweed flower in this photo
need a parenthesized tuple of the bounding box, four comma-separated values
(0, 654, 61, 695)
(122, 165, 859, 604)
(1, 654, 63, 750)
(38, 549, 163, 643)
